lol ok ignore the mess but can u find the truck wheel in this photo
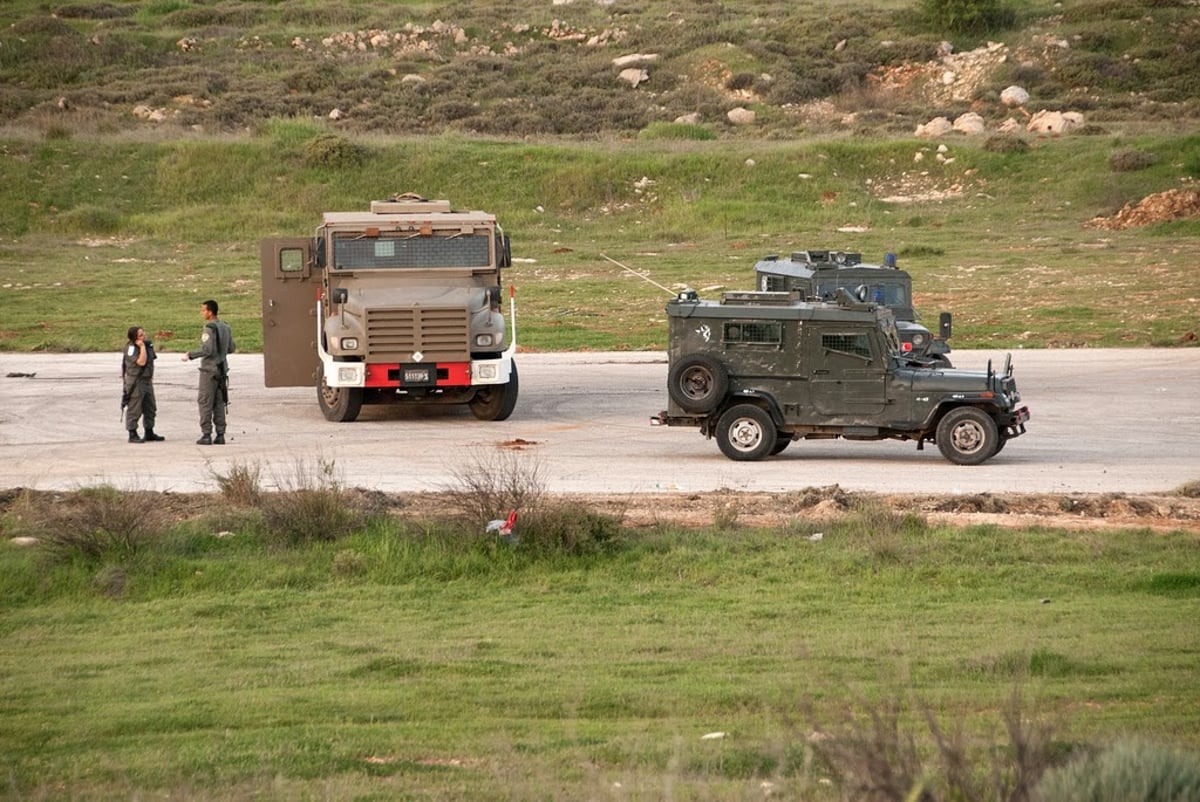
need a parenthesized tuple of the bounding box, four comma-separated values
(317, 363, 363, 422)
(716, 404, 776, 461)
(668, 355, 728, 413)
(936, 407, 999, 465)
(469, 362, 519, 421)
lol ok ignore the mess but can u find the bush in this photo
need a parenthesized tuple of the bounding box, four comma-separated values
(517, 502, 624, 557)
(1107, 148, 1157, 172)
(55, 205, 123, 234)
(7, 486, 166, 563)
(301, 134, 369, 169)
(1035, 738, 1200, 802)
(917, 0, 1017, 36)
(210, 460, 262, 507)
(258, 457, 367, 545)
(983, 133, 1030, 153)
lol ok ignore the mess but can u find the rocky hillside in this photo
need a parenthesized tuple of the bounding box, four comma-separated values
(2, 0, 1198, 140)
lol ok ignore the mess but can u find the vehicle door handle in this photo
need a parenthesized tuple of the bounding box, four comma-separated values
(813, 369, 829, 375)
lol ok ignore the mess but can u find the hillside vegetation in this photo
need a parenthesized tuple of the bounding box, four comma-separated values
(1, 0, 1198, 353)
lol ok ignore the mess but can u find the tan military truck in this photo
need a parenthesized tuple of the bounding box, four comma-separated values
(260, 194, 517, 422)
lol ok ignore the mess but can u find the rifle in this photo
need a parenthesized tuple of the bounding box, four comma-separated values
(217, 360, 230, 409)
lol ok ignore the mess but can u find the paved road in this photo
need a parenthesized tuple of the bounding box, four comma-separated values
(1, 350, 1197, 495)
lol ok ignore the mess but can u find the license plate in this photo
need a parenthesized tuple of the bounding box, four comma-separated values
(402, 367, 432, 384)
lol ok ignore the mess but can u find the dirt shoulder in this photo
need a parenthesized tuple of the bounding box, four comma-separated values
(6, 487, 1198, 537)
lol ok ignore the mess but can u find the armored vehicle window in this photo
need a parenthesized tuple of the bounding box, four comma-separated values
(821, 332, 873, 360)
(333, 234, 491, 270)
(724, 320, 782, 345)
(279, 248, 305, 273)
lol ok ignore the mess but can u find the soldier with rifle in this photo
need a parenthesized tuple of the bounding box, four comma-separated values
(183, 299, 236, 445)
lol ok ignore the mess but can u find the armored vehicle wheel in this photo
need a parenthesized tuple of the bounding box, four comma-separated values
(936, 407, 1000, 465)
(469, 362, 519, 421)
(317, 363, 363, 422)
(668, 355, 728, 414)
(770, 435, 792, 456)
(929, 354, 953, 368)
(716, 404, 776, 461)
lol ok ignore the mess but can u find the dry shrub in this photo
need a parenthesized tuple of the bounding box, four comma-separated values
(210, 459, 263, 507)
(807, 688, 1057, 802)
(258, 457, 366, 545)
(444, 449, 545, 529)
(1035, 737, 1200, 802)
(8, 486, 166, 562)
(517, 501, 624, 556)
(984, 133, 1030, 154)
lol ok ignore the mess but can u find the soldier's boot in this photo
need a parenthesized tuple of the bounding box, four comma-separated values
(196, 434, 212, 445)
(213, 433, 226, 445)
(128, 430, 144, 443)
(144, 428, 165, 442)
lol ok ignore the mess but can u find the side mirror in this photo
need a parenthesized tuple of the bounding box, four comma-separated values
(939, 312, 952, 339)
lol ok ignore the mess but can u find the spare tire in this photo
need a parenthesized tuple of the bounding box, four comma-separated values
(667, 355, 729, 413)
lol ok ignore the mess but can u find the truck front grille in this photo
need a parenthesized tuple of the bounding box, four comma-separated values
(365, 307, 471, 363)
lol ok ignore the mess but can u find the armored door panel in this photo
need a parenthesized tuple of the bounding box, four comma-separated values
(261, 238, 320, 387)
(806, 327, 887, 420)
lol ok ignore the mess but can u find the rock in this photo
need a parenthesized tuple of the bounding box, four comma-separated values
(400, 73, 426, 86)
(1000, 85, 1029, 107)
(329, 108, 344, 120)
(618, 68, 648, 88)
(915, 117, 952, 138)
(727, 107, 756, 125)
(998, 117, 1022, 133)
(952, 112, 986, 135)
(674, 112, 701, 124)
(1027, 109, 1084, 134)
(612, 53, 659, 68)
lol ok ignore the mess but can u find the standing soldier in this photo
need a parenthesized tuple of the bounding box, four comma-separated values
(122, 325, 165, 443)
(183, 299, 236, 445)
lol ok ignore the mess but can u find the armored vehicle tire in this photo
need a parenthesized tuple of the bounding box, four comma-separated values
(936, 407, 1000, 465)
(317, 363, 364, 422)
(668, 355, 729, 414)
(469, 362, 519, 421)
(716, 404, 777, 461)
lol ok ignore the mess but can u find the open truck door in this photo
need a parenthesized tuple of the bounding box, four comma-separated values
(260, 237, 319, 387)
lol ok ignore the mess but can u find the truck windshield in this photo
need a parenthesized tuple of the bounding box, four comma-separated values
(332, 233, 491, 270)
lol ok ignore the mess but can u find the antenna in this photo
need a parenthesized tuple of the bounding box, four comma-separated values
(600, 253, 677, 297)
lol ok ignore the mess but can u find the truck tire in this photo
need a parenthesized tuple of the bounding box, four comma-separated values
(716, 404, 776, 461)
(469, 362, 519, 421)
(936, 407, 999, 465)
(668, 355, 728, 413)
(317, 363, 363, 422)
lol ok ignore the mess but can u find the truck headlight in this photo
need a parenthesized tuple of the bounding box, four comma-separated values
(339, 337, 359, 350)
(911, 333, 927, 347)
(476, 364, 498, 380)
(474, 334, 494, 347)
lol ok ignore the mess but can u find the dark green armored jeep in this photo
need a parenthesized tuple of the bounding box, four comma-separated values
(651, 290, 1029, 465)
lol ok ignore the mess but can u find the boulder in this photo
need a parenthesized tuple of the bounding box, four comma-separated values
(952, 112, 986, 135)
(1027, 109, 1085, 134)
(915, 117, 952, 138)
(618, 68, 648, 88)
(1000, 85, 1029, 107)
(726, 107, 756, 125)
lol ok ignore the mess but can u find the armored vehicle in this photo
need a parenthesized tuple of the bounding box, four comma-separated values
(652, 290, 1028, 464)
(261, 194, 517, 422)
(754, 249, 953, 365)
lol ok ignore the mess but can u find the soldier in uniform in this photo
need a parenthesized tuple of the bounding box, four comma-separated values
(123, 325, 165, 443)
(183, 299, 236, 445)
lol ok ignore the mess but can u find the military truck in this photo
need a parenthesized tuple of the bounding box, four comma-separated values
(754, 249, 953, 365)
(651, 289, 1028, 464)
(260, 194, 517, 422)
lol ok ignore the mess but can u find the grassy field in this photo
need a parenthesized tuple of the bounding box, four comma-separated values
(2, 131, 1199, 354)
(2, 487, 1199, 800)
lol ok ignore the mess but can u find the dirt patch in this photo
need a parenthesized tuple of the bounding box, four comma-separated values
(5, 487, 1198, 537)
(1086, 189, 1200, 230)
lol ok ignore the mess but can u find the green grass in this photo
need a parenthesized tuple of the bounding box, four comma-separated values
(2, 501, 1199, 799)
